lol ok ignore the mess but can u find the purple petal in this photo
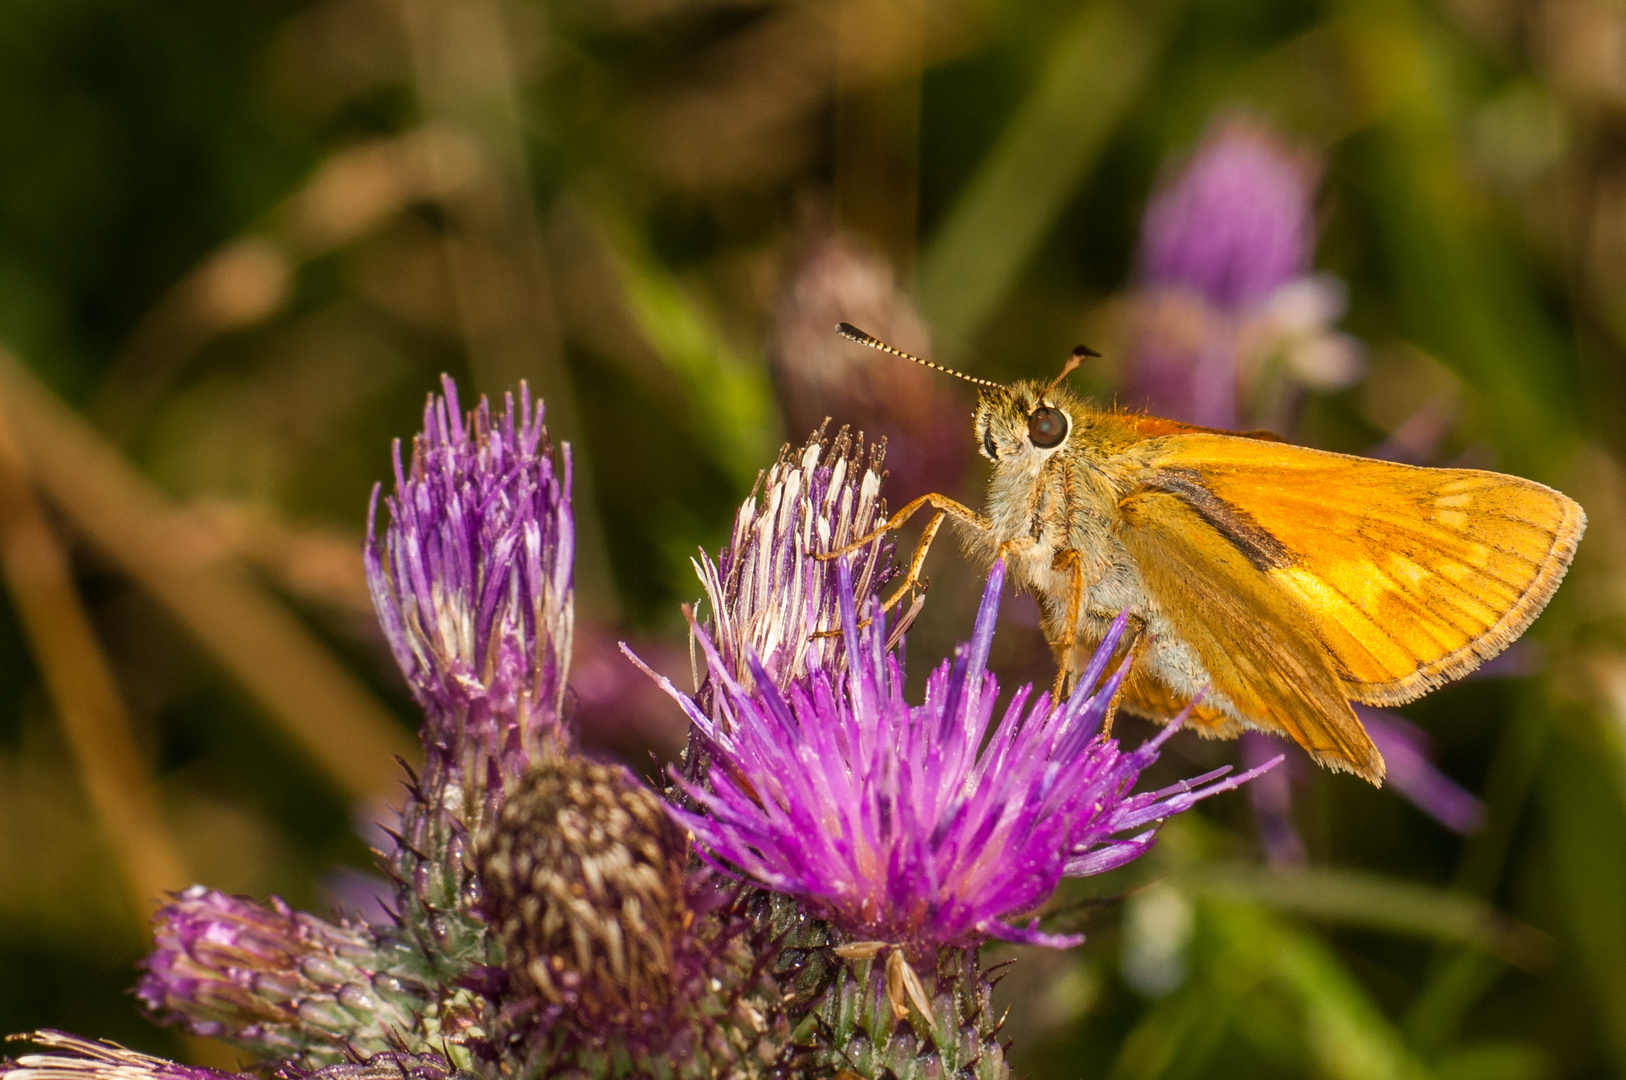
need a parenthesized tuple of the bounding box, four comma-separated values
(1360, 706, 1485, 835)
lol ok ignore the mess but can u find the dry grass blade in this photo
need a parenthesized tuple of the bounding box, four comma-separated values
(0, 401, 189, 921)
(884, 948, 937, 1029)
(93, 128, 483, 439)
(0, 349, 418, 803)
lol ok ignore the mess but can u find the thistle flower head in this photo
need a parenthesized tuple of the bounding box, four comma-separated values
(769, 230, 966, 503)
(694, 427, 897, 696)
(635, 560, 1275, 958)
(134, 886, 423, 1061)
(1140, 119, 1315, 310)
(1130, 118, 1360, 428)
(365, 375, 574, 823)
(477, 756, 690, 1026)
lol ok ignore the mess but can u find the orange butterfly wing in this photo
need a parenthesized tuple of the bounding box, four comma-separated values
(1133, 433, 1585, 707)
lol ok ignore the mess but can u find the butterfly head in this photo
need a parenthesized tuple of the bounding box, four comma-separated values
(973, 344, 1099, 464)
(831, 322, 1101, 466)
(973, 381, 1083, 463)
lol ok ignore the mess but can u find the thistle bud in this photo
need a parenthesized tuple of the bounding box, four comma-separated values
(2, 1033, 246, 1080)
(477, 757, 690, 1027)
(134, 887, 428, 1063)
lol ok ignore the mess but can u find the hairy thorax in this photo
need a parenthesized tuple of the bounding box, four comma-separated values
(957, 444, 1242, 721)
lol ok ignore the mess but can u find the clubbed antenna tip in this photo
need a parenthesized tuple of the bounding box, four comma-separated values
(1044, 346, 1099, 398)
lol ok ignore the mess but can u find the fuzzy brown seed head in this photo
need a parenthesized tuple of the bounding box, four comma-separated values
(477, 756, 691, 1025)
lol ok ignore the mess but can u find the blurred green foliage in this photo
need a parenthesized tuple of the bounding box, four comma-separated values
(0, 0, 1624, 1076)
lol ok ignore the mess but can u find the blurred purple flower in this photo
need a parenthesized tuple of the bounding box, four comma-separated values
(366, 375, 575, 812)
(633, 559, 1275, 958)
(134, 886, 424, 1059)
(695, 426, 897, 697)
(1241, 732, 1307, 866)
(1359, 707, 1485, 834)
(2, 1033, 249, 1080)
(770, 229, 967, 505)
(1140, 122, 1314, 310)
(1129, 119, 1361, 430)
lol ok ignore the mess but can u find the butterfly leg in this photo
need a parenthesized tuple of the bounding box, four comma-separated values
(813, 493, 992, 631)
(1101, 616, 1150, 738)
(810, 496, 990, 638)
(1049, 548, 1086, 703)
(819, 492, 990, 562)
(876, 508, 953, 614)
(865, 512, 1022, 624)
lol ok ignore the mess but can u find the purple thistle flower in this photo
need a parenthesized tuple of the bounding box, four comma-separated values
(134, 886, 426, 1061)
(2, 1033, 250, 1080)
(1129, 118, 1361, 430)
(694, 426, 897, 696)
(362, 377, 575, 985)
(1140, 121, 1315, 310)
(632, 559, 1276, 958)
(365, 374, 575, 819)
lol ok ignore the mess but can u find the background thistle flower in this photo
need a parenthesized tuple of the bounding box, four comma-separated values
(1138, 119, 1315, 314)
(768, 229, 967, 505)
(1128, 117, 1362, 432)
(134, 887, 429, 1063)
(363, 377, 575, 981)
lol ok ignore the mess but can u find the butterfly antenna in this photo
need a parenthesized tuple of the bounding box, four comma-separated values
(835, 322, 1002, 389)
(1042, 343, 1101, 398)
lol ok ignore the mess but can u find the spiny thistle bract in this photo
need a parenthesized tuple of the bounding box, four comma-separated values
(0, 382, 1272, 1080)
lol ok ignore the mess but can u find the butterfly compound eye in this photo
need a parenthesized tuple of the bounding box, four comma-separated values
(1027, 407, 1068, 448)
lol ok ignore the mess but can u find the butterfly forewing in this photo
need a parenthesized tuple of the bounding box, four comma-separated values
(1139, 433, 1586, 706)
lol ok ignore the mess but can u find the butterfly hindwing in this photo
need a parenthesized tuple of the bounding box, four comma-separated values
(1116, 485, 1383, 780)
